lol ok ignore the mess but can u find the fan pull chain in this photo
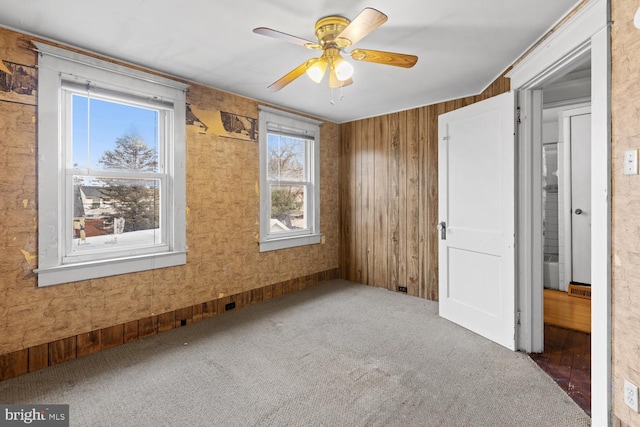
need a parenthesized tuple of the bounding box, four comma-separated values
(329, 87, 346, 106)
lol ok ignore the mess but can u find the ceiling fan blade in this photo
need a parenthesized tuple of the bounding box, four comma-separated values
(253, 27, 321, 50)
(335, 8, 388, 47)
(0, 60, 11, 75)
(350, 49, 418, 68)
(267, 61, 310, 92)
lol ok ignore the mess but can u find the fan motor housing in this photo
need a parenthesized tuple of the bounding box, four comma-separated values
(314, 16, 350, 47)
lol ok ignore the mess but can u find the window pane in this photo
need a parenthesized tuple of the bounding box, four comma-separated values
(72, 95, 159, 172)
(267, 134, 305, 181)
(270, 184, 306, 233)
(72, 176, 161, 253)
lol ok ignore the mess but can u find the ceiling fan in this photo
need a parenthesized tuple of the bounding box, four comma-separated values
(253, 7, 418, 92)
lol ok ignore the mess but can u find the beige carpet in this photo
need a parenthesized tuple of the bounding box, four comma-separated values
(0, 279, 591, 426)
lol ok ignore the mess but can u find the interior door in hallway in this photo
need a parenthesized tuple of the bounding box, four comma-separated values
(565, 108, 591, 285)
(438, 91, 516, 350)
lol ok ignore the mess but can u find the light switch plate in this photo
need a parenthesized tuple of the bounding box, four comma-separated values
(624, 149, 638, 175)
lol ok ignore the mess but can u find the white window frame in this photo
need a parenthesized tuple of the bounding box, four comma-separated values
(34, 42, 188, 286)
(258, 106, 321, 252)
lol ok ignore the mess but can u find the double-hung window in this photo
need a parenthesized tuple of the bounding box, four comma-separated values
(35, 42, 188, 286)
(258, 106, 321, 252)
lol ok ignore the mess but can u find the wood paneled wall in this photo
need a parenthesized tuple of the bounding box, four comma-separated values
(340, 76, 510, 300)
(0, 27, 340, 358)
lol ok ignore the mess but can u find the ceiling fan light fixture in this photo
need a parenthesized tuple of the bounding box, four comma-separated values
(305, 58, 327, 83)
(333, 55, 354, 81)
(256, 8, 417, 92)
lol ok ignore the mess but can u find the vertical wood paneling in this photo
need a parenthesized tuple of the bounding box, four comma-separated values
(138, 316, 158, 338)
(250, 288, 263, 305)
(389, 112, 401, 291)
(49, 337, 76, 366)
(175, 307, 193, 327)
(354, 121, 363, 283)
(364, 118, 376, 286)
(373, 115, 389, 289)
(418, 106, 429, 299)
(426, 104, 442, 301)
(340, 122, 352, 279)
(340, 76, 510, 300)
(271, 282, 283, 299)
(347, 123, 360, 281)
(281, 278, 296, 295)
(157, 312, 175, 333)
(262, 284, 273, 302)
(77, 330, 101, 357)
(28, 344, 49, 372)
(202, 300, 218, 318)
(101, 325, 124, 350)
(406, 108, 420, 297)
(124, 321, 139, 343)
(398, 111, 408, 290)
(0, 350, 28, 380)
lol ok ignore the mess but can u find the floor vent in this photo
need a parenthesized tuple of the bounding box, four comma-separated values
(568, 284, 591, 300)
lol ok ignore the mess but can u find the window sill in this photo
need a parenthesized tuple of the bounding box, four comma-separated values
(35, 251, 187, 286)
(259, 234, 322, 252)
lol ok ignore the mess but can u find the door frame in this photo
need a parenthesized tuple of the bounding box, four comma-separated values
(506, 0, 610, 424)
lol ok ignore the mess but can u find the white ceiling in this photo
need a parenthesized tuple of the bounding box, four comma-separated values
(0, 0, 580, 123)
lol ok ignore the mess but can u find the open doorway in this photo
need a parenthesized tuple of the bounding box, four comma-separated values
(507, 1, 609, 422)
(541, 56, 592, 332)
(530, 55, 592, 414)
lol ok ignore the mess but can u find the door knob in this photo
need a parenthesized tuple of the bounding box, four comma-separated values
(574, 208, 582, 215)
(438, 221, 447, 240)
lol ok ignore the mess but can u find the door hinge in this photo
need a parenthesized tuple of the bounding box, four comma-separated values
(516, 106, 521, 125)
(516, 309, 521, 326)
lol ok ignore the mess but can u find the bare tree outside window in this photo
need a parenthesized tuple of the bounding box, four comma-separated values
(268, 136, 306, 229)
(268, 138, 303, 180)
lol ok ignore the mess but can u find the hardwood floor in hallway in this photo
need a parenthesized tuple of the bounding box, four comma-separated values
(530, 324, 591, 415)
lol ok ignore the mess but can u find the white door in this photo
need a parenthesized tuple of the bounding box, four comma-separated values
(438, 91, 516, 350)
(565, 108, 592, 285)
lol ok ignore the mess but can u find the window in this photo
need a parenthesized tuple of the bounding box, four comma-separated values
(35, 42, 188, 286)
(258, 106, 321, 252)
